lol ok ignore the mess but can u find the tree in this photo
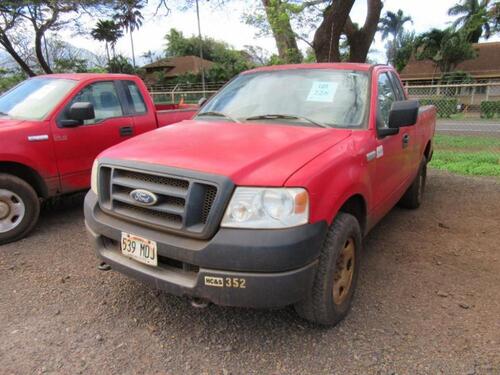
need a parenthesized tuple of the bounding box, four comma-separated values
(0, 2, 36, 76)
(245, 0, 383, 63)
(91, 20, 123, 64)
(393, 31, 415, 72)
(0, 1, 113, 75)
(114, 0, 145, 68)
(164, 28, 253, 82)
(379, 9, 412, 65)
(141, 50, 158, 64)
(260, 0, 302, 63)
(415, 28, 477, 73)
(448, 0, 496, 42)
(107, 54, 135, 73)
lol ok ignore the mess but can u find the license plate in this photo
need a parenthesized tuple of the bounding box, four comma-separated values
(121, 232, 157, 266)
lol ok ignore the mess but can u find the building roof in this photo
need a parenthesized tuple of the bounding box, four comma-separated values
(400, 42, 500, 81)
(142, 55, 214, 77)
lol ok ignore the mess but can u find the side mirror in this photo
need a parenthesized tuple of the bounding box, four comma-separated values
(388, 100, 419, 129)
(60, 102, 95, 127)
(198, 97, 207, 107)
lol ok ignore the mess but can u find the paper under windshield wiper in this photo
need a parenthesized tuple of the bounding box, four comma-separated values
(245, 114, 328, 128)
(197, 111, 240, 123)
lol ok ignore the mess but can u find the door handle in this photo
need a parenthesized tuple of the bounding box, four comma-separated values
(402, 134, 410, 148)
(120, 126, 134, 137)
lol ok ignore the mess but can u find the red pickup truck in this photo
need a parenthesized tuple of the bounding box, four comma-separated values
(84, 64, 436, 325)
(0, 73, 196, 244)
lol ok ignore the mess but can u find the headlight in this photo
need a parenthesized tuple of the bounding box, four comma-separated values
(91, 159, 99, 195)
(221, 187, 309, 228)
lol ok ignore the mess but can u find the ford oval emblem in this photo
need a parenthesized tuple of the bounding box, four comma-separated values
(130, 189, 158, 206)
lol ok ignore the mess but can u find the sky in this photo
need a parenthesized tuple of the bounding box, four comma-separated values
(59, 0, 499, 65)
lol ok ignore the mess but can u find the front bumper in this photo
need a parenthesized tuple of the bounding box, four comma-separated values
(84, 191, 327, 308)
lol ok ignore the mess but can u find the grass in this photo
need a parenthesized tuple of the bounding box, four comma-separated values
(430, 134, 500, 177)
(447, 113, 500, 122)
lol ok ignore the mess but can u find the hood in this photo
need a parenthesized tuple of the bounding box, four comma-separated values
(101, 120, 352, 186)
(0, 118, 25, 129)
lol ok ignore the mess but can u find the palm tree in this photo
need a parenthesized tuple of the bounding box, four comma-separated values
(114, 0, 145, 68)
(91, 20, 123, 64)
(379, 10, 413, 65)
(414, 28, 476, 73)
(448, 0, 493, 42)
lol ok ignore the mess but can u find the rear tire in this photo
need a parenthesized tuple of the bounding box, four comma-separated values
(0, 174, 40, 245)
(399, 156, 427, 209)
(294, 213, 362, 326)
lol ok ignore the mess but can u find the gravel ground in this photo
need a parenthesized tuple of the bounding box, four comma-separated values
(1, 170, 499, 375)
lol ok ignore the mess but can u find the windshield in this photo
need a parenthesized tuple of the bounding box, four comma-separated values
(0, 78, 77, 121)
(198, 69, 369, 128)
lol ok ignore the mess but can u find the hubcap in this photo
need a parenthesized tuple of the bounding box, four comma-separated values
(333, 237, 355, 305)
(0, 189, 26, 233)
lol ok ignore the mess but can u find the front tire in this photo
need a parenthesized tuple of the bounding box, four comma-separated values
(295, 213, 362, 326)
(0, 174, 40, 245)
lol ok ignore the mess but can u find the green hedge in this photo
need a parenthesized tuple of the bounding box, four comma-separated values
(480, 101, 500, 119)
(420, 98, 458, 118)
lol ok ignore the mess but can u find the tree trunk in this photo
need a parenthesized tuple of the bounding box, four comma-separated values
(130, 30, 136, 68)
(344, 0, 383, 63)
(313, 0, 355, 62)
(105, 42, 110, 65)
(35, 30, 53, 74)
(262, 0, 302, 63)
(0, 32, 36, 77)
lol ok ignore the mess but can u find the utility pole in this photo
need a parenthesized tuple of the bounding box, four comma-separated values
(195, 0, 206, 96)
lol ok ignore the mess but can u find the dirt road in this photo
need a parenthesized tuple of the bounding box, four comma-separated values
(1, 170, 499, 375)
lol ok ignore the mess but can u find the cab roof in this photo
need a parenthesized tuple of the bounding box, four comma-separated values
(243, 63, 377, 75)
(34, 73, 138, 81)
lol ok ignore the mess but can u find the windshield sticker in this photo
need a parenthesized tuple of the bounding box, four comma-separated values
(306, 82, 338, 102)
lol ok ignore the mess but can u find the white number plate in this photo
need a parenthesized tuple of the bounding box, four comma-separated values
(121, 232, 157, 266)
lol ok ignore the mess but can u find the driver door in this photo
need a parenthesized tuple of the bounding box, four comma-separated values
(51, 80, 134, 192)
(372, 71, 413, 215)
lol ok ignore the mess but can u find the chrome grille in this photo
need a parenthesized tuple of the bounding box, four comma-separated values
(98, 165, 226, 238)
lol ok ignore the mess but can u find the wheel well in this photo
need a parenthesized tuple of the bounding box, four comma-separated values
(424, 141, 432, 161)
(0, 162, 48, 198)
(338, 195, 367, 234)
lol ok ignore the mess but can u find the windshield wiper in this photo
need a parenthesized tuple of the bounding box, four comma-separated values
(0, 111, 9, 117)
(245, 114, 329, 128)
(197, 111, 240, 123)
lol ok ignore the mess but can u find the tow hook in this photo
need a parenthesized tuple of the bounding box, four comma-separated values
(97, 262, 111, 271)
(190, 297, 210, 308)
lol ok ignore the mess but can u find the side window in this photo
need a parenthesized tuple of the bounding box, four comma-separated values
(68, 81, 123, 125)
(123, 81, 147, 114)
(389, 72, 405, 100)
(377, 73, 397, 128)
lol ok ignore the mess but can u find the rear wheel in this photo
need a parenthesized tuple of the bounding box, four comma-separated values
(399, 156, 427, 209)
(0, 174, 40, 245)
(295, 213, 362, 326)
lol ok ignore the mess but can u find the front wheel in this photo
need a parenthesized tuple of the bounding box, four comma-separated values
(294, 213, 362, 326)
(0, 174, 40, 245)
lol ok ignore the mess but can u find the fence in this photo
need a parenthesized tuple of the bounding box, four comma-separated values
(406, 82, 500, 120)
(148, 81, 224, 105)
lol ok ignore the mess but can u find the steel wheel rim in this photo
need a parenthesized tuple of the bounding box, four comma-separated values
(333, 237, 355, 305)
(0, 189, 26, 233)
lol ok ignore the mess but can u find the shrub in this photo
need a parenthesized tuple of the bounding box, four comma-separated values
(480, 101, 500, 119)
(420, 98, 458, 118)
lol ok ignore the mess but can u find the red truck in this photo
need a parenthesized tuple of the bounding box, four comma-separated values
(0, 73, 197, 244)
(84, 63, 436, 325)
